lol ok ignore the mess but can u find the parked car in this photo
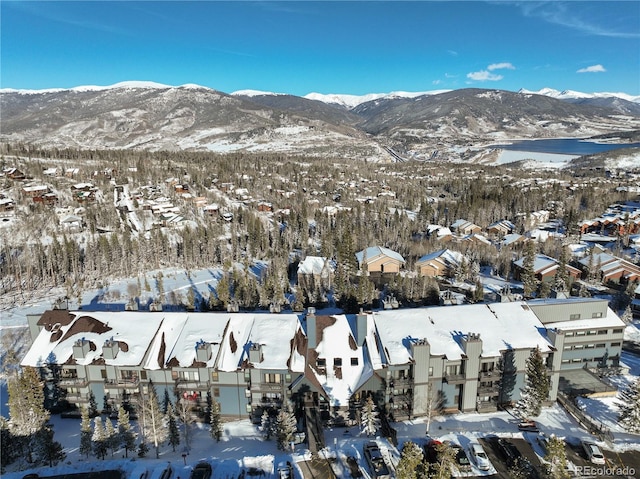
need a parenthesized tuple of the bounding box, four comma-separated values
(190, 462, 212, 479)
(423, 439, 443, 464)
(582, 441, 606, 465)
(276, 461, 293, 479)
(450, 443, 472, 472)
(536, 434, 550, 456)
(496, 438, 522, 466)
(363, 441, 391, 479)
(468, 442, 491, 471)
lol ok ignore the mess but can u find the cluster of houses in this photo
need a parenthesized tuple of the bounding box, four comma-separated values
(23, 297, 625, 432)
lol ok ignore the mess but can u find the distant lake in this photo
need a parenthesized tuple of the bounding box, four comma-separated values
(492, 138, 640, 155)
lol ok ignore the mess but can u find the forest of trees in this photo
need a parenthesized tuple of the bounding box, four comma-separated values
(1, 144, 630, 314)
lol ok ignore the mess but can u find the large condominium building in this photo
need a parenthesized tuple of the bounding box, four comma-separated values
(22, 298, 624, 423)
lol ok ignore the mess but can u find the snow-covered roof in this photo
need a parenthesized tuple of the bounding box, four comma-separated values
(416, 248, 463, 267)
(542, 306, 625, 331)
(297, 256, 335, 276)
(355, 246, 405, 265)
(373, 302, 554, 365)
(309, 314, 383, 407)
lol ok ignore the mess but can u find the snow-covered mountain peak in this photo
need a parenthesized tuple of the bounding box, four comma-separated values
(520, 87, 640, 103)
(304, 90, 451, 109)
(231, 89, 288, 97)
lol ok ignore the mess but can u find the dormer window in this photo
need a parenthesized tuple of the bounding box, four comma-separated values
(317, 358, 326, 367)
(334, 358, 342, 367)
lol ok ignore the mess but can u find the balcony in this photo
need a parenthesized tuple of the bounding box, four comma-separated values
(59, 377, 88, 387)
(175, 379, 210, 391)
(105, 377, 140, 389)
(443, 372, 465, 384)
(477, 399, 498, 413)
(479, 370, 499, 380)
(387, 377, 412, 388)
(250, 382, 283, 392)
(477, 385, 499, 396)
(65, 393, 89, 403)
(257, 397, 283, 409)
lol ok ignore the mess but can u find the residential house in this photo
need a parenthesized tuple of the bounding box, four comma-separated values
(355, 246, 405, 274)
(450, 219, 482, 235)
(22, 185, 49, 198)
(487, 220, 516, 237)
(578, 251, 640, 285)
(4, 167, 26, 181)
(0, 196, 15, 215)
(513, 254, 581, 284)
(415, 249, 465, 278)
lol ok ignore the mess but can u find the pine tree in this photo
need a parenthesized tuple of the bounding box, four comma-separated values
(544, 435, 570, 479)
(274, 402, 297, 451)
(7, 366, 49, 463)
(396, 441, 424, 479)
(104, 418, 117, 456)
(521, 242, 538, 299)
(142, 382, 167, 458)
(429, 442, 456, 479)
(361, 396, 380, 437)
(514, 347, 550, 418)
(162, 389, 172, 414)
(92, 416, 107, 460)
(88, 390, 98, 417)
(554, 246, 569, 292)
(617, 377, 640, 433)
(260, 410, 273, 440)
(79, 406, 92, 458)
(621, 305, 633, 325)
(1, 416, 15, 471)
(210, 400, 223, 442)
(167, 402, 180, 452)
(34, 424, 65, 467)
(116, 406, 136, 458)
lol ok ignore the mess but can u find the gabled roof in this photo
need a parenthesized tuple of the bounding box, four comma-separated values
(355, 246, 405, 265)
(416, 248, 464, 268)
(297, 256, 335, 276)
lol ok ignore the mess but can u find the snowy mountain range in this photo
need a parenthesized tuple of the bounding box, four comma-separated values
(1, 81, 639, 160)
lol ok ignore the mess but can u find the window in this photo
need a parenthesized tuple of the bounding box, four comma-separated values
(585, 344, 595, 349)
(611, 342, 621, 347)
(574, 344, 584, 349)
(244, 371, 251, 381)
(351, 358, 359, 366)
(596, 343, 606, 348)
(179, 370, 199, 381)
(212, 388, 220, 397)
(576, 331, 586, 336)
(598, 330, 607, 335)
(334, 358, 342, 367)
(317, 358, 326, 367)
(428, 367, 434, 376)
(101, 369, 107, 379)
(140, 370, 147, 380)
(565, 332, 575, 337)
(572, 358, 582, 363)
(212, 371, 219, 382)
(592, 312, 603, 318)
(265, 373, 281, 384)
(587, 330, 597, 336)
(563, 345, 572, 351)
(561, 359, 570, 364)
(570, 314, 581, 320)
(613, 329, 624, 334)
(285, 374, 291, 382)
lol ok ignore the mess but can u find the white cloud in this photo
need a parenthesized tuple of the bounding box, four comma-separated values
(466, 70, 503, 81)
(488, 62, 515, 71)
(577, 64, 606, 73)
(432, 79, 442, 85)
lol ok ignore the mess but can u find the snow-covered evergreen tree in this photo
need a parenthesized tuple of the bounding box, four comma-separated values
(361, 396, 380, 437)
(260, 410, 273, 440)
(104, 418, 117, 456)
(395, 441, 424, 479)
(79, 406, 92, 458)
(274, 402, 296, 451)
(210, 400, 223, 442)
(116, 406, 136, 458)
(92, 416, 107, 460)
(617, 377, 640, 433)
(167, 403, 180, 452)
(514, 346, 550, 418)
(521, 241, 538, 299)
(544, 435, 570, 479)
(621, 305, 633, 325)
(429, 442, 456, 479)
(87, 390, 99, 417)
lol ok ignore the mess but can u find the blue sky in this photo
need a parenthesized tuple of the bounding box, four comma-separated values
(1, 1, 639, 95)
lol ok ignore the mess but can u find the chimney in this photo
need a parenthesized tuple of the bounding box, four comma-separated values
(248, 343, 262, 364)
(102, 337, 120, 360)
(356, 309, 368, 346)
(196, 340, 212, 362)
(73, 338, 90, 359)
(307, 307, 317, 349)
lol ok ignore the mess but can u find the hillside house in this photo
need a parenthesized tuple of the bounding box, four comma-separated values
(4, 167, 26, 181)
(355, 246, 405, 274)
(487, 220, 516, 237)
(578, 251, 640, 285)
(450, 219, 482, 235)
(0, 197, 15, 214)
(513, 254, 581, 284)
(22, 185, 49, 198)
(416, 249, 466, 278)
